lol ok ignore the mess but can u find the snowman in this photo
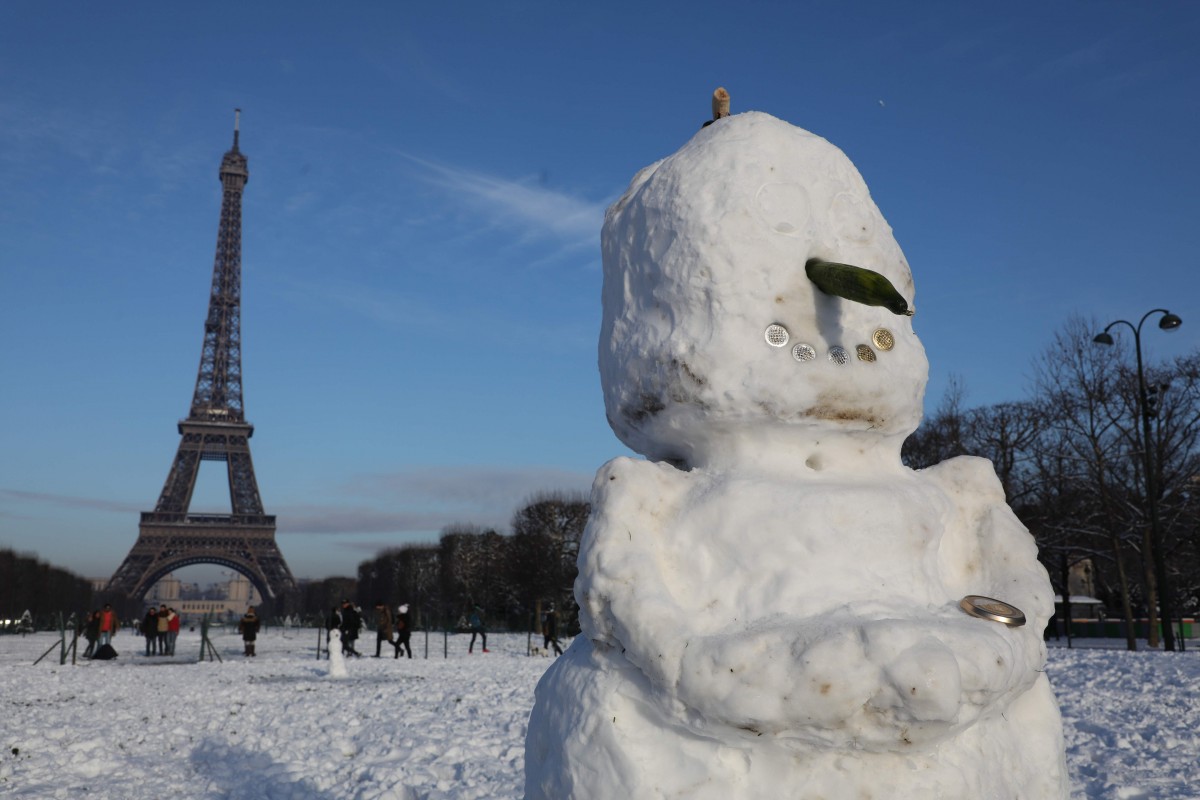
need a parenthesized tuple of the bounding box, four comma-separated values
(328, 629, 349, 680)
(525, 108, 1068, 798)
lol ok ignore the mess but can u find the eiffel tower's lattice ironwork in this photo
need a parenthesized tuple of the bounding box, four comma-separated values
(108, 113, 296, 606)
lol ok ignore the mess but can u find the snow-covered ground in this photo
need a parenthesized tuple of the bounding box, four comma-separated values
(1, 628, 1197, 799)
(1046, 639, 1200, 799)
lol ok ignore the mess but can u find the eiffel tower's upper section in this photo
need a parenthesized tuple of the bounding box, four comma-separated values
(190, 110, 250, 425)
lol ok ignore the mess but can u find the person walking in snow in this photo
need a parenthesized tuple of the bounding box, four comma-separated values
(394, 603, 413, 659)
(339, 599, 363, 657)
(542, 603, 563, 656)
(82, 610, 100, 659)
(373, 600, 393, 658)
(468, 603, 488, 654)
(97, 603, 118, 649)
(142, 607, 158, 656)
(238, 606, 260, 657)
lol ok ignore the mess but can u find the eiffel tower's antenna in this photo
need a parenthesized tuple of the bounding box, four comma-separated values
(233, 108, 241, 150)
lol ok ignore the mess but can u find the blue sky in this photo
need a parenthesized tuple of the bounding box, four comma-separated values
(2, 1, 1198, 583)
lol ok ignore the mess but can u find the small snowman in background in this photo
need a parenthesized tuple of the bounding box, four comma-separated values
(525, 91, 1068, 798)
(328, 629, 348, 680)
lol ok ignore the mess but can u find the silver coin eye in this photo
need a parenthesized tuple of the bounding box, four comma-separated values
(828, 346, 849, 365)
(765, 324, 790, 347)
(792, 343, 816, 362)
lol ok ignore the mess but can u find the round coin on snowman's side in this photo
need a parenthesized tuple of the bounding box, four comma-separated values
(958, 595, 1026, 627)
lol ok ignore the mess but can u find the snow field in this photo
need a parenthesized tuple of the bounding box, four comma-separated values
(2, 629, 551, 800)
(1045, 645, 1200, 799)
(2, 631, 1198, 798)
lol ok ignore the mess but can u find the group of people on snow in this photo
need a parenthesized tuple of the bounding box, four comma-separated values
(373, 599, 414, 658)
(78, 598, 569, 662)
(327, 599, 363, 657)
(325, 599, 535, 658)
(326, 598, 414, 659)
(80, 603, 120, 659)
(139, 604, 181, 656)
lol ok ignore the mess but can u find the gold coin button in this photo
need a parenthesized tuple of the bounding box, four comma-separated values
(856, 345, 876, 362)
(872, 328, 895, 351)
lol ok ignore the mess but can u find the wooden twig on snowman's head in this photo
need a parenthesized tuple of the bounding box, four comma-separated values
(703, 87, 731, 128)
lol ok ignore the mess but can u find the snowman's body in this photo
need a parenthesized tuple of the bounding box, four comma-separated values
(525, 112, 1068, 798)
(328, 629, 348, 679)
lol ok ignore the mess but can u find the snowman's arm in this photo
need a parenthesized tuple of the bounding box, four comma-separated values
(923, 456, 1056, 629)
(576, 457, 698, 689)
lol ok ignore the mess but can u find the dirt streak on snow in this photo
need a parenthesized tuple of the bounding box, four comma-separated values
(1, 631, 1197, 798)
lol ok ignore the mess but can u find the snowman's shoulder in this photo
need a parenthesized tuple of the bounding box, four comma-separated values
(594, 456, 693, 492)
(588, 457, 694, 526)
(915, 455, 1006, 507)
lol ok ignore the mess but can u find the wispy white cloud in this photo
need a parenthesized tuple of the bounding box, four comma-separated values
(1026, 35, 1172, 99)
(274, 275, 442, 329)
(350, 465, 592, 510)
(0, 489, 141, 514)
(334, 539, 429, 554)
(275, 465, 593, 538)
(1032, 37, 1110, 79)
(271, 272, 596, 353)
(400, 153, 610, 252)
(277, 505, 452, 535)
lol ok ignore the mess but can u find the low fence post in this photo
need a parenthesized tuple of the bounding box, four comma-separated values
(32, 639, 59, 666)
(199, 614, 223, 663)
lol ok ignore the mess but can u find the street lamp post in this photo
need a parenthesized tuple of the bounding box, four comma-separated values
(1094, 308, 1183, 651)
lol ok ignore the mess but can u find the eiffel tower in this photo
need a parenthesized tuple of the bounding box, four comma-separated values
(108, 112, 296, 608)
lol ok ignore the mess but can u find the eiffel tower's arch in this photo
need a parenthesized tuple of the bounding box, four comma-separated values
(111, 526, 288, 608)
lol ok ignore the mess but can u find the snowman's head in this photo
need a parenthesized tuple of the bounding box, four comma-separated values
(600, 112, 928, 468)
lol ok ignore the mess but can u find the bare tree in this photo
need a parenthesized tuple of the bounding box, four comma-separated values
(1148, 352, 1200, 628)
(510, 491, 591, 632)
(0, 548, 95, 629)
(438, 524, 507, 628)
(902, 376, 969, 469)
(1030, 317, 1143, 649)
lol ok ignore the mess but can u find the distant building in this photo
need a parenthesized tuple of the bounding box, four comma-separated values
(143, 573, 262, 623)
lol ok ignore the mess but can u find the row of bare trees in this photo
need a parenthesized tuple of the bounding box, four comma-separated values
(1, 548, 95, 628)
(348, 491, 590, 634)
(903, 317, 1200, 649)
